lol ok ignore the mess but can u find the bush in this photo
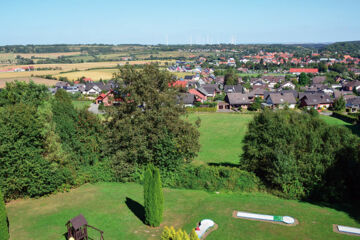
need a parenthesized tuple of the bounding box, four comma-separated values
(241, 110, 360, 201)
(186, 107, 217, 113)
(0, 189, 9, 240)
(139, 165, 261, 193)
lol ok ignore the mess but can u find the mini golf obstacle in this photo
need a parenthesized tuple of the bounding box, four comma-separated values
(195, 219, 218, 239)
(334, 224, 360, 236)
(233, 211, 298, 226)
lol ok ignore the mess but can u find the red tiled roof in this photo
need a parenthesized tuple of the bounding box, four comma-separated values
(290, 68, 318, 73)
(188, 88, 206, 100)
(169, 80, 187, 88)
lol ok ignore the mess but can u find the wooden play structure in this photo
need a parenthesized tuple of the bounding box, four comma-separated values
(66, 214, 104, 240)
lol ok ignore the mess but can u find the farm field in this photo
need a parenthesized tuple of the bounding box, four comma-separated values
(187, 113, 355, 166)
(0, 77, 59, 88)
(0, 60, 174, 80)
(6, 182, 360, 240)
(55, 69, 117, 81)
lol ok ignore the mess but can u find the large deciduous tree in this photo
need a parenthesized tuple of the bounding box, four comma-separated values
(106, 65, 200, 178)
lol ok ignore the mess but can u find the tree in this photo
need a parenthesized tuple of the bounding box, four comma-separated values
(224, 68, 238, 85)
(0, 189, 9, 240)
(248, 97, 262, 111)
(144, 165, 163, 227)
(107, 65, 200, 177)
(298, 72, 310, 86)
(240, 110, 359, 200)
(332, 96, 346, 111)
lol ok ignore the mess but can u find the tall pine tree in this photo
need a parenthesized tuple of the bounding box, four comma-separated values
(144, 165, 163, 227)
(0, 189, 9, 240)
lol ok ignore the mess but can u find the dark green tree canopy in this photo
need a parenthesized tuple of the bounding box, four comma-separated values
(107, 65, 200, 176)
(240, 110, 360, 201)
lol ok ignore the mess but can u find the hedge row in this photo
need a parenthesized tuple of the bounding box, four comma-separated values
(186, 107, 217, 113)
(142, 165, 263, 192)
(332, 112, 358, 124)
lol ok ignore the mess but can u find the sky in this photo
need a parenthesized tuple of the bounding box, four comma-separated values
(1, 0, 360, 45)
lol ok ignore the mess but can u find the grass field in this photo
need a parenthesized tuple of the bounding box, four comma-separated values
(187, 113, 355, 165)
(6, 182, 360, 240)
(72, 100, 93, 110)
(187, 113, 253, 165)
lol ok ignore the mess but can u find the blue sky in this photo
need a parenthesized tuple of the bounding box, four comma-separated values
(1, 0, 360, 45)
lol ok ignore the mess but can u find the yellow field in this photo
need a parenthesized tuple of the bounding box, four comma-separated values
(54, 69, 117, 81)
(0, 77, 59, 88)
(0, 60, 175, 81)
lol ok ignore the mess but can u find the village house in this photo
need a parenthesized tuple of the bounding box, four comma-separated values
(197, 84, 220, 97)
(225, 93, 251, 109)
(96, 91, 114, 106)
(188, 88, 207, 102)
(223, 85, 244, 94)
(312, 76, 326, 84)
(300, 94, 333, 109)
(343, 80, 360, 92)
(280, 82, 296, 90)
(178, 93, 196, 107)
(346, 97, 360, 112)
(266, 92, 297, 109)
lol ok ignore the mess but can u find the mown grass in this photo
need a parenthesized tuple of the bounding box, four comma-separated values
(187, 113, 353, 166)
(187, 113, 253, 165)
(72, 100, 92, 110)
(6, 182, 360, 240)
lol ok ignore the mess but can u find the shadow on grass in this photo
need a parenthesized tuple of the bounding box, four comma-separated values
(125, 197, 145, 224)
(208, 162, 240, 167)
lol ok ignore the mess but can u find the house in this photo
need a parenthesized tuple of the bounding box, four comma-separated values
(188, 88, 207, 102)
(346, 97, 360, 112)
(178, 93, 196, 107)
(197, 84, 220, 97)
(300, 94, 333, 109)
(266, 92, 297, 109)
(225, 93, 251, 109)
(84, 82, 104, 95)
(95, 91, 115, 106)
(249, 88, 266, 99)
(169, 80, 187, 88)
(289, 68, 318, 74)
(55, 81, 70, 89)
(343, 81, 360, 92)
(312, 76, 326, 84)
(65, 86, 80, 94)
(223, 85, 244, 94)
(280, 82, 296, 90)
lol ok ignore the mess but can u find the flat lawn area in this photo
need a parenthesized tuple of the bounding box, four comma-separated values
(72, 100, 92, 110)
(186, 113, 254, 165)
(320, 115, 352, 126)
(6, 182, 360, 240)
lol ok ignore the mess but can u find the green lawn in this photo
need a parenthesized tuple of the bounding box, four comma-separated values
(72, 100, 92, 110)
(320, 115, 352, 126)
(6, 182, 360, 240)
(186, 113, 254, 165)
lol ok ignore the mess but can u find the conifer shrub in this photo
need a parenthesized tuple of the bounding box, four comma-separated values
(144, 165, 163, 227)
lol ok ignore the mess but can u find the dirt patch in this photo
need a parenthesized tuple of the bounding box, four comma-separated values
(232, 211, 299, 227)
(333, 224, 360, 237)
